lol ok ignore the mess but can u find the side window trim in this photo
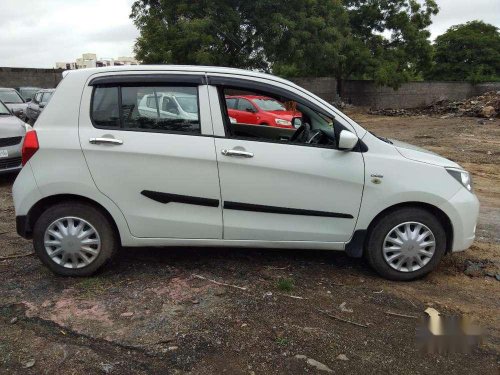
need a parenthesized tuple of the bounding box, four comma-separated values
(208, 75, 331, 118)
(88, 74, 206, 86)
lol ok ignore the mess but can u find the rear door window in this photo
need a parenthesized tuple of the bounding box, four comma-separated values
(226, 98, 237, 109)
(91, 85, 200, 135)
(237, 98, 254, 112)
(92, 87, 120, 128)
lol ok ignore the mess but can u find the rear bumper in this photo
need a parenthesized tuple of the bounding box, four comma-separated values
(439, 188, 480, 252)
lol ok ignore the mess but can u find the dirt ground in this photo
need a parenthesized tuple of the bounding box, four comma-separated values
(1, 112, 499, 374)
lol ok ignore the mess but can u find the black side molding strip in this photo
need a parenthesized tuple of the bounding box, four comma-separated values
(224, 201, 353, 219)
(141, 190, 219, 207)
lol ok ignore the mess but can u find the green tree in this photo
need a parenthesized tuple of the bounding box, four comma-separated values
(342, 0, 438, 89)
(130, 0, 268, 69)
(427, 21, 500, 82)
(130, 0, 439, 90)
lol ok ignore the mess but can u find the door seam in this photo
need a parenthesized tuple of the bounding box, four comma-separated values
(205, 74, 225, 239)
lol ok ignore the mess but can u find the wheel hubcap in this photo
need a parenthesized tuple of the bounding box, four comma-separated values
(44, 217, 101, 269)
(382, 221, 436, 273)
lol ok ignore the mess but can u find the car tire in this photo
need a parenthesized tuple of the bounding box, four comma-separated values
(365, 207, 447, 281)
(33, 202, 118, 276)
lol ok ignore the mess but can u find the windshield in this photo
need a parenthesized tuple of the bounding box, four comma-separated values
(253, 98, 286, 111)
(0, 101, 10, 115)
(0, 90, 24, 104)
(175, 96, 198, 114)
(19, 88, 40, 100)
(42, 91, 54, 103)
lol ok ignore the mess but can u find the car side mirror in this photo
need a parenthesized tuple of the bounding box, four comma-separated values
(245, 107, 256, 113)
(25, 98, 32, 102)
(292, 117, 302, 129)
(338, 130, 359, 151)
(39, 103, 45, 108)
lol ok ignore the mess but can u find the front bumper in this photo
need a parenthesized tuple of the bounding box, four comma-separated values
(439, 188, 480, 252)
(0, 156, 22, 175)
(0, 165, 22, 175)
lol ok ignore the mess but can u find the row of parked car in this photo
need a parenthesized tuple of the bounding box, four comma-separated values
(0, 86, 55, 125)
(0, 86, 55, 175)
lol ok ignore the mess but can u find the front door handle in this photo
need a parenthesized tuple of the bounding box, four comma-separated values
(221, 149, 254, 158)
(89, 137, 123, 145)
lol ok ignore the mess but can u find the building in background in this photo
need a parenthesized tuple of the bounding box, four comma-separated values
(55, 53, 139, 70)
(55, 62, 77, 70)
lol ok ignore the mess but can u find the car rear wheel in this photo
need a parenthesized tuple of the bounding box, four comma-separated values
(365, 207, 447, 281)
(33, 202, 118, 276)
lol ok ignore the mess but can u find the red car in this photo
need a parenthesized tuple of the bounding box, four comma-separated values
(225, 95, 302, 128)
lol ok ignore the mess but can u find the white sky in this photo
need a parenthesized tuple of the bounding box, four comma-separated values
(0, 0, 498, 68)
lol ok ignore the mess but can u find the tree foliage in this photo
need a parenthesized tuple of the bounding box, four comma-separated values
(426, 21, 500, 82)
(131, 0, 439, 89)
(345, 0, 438, 87)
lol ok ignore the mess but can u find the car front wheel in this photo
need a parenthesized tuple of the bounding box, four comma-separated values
(365, 207, 447, 281)
(33, 202, 118, 276)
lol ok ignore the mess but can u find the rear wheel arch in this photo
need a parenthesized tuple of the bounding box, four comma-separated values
(364, 202, 454, 255)
(25, 194, 121, 244)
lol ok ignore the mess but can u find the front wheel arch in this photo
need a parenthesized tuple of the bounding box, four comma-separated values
(363, 202, 453, 256)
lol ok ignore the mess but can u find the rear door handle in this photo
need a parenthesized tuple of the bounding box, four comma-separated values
(221, 149, 254, 158)
(89, 137, 123, 145)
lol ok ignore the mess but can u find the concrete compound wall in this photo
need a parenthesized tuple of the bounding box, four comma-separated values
(292, 77, 339, 104)
(0, 67, 64, 89)
(1, 67, 499, 109)
(291, 77, 500, 109)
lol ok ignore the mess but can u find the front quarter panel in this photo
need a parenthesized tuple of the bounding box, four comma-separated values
(356, 132, 462, 231)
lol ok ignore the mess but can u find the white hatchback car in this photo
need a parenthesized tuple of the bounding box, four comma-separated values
(13, 66, 479, 280)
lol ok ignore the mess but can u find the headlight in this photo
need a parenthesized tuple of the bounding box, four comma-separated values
(446, 168, 473, 192)
(275, 119, 292, 126)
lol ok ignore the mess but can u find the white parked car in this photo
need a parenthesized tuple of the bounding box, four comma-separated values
(13, 66, 479, 280)
(138, 91, 198, 122)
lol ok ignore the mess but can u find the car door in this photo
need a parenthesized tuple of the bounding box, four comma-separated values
(79, 74, 223, 239)
(208, 79, 365, 243)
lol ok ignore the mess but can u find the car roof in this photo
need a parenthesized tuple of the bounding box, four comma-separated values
(37, 89, 55, 93)
(0, 88, 18, 91)
(65, 65, 299, 88)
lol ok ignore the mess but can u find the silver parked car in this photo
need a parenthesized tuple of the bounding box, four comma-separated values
(26, 89, 55, 125)
(0, 88, 28, 121)
(15, 87, 42, 102)
(0, 100, 26, 174)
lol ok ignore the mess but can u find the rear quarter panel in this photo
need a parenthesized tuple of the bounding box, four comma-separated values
(25, 71, 132, 244)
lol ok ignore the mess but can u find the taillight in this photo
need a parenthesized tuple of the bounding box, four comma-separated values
(22, 130, 39, 166)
